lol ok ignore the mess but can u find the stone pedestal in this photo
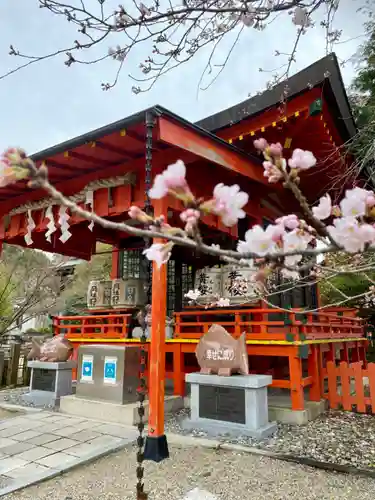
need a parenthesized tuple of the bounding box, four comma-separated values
(183, 373, 276, 438)
(23, 360, 75, 407)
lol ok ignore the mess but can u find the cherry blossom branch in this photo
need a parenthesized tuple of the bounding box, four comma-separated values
(0, 149, 336, 266)
(1, 1, 345, 93)
(2, 136, 375, 289)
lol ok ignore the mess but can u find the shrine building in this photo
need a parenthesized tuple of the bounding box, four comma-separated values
(0, 53, 367, 438)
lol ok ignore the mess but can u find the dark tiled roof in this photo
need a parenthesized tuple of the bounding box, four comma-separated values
(196, 53, 356, 142)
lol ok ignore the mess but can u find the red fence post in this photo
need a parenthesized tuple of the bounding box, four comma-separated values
(327, 361, 338, 409)
(308, 344, 321, 402)
(367, 363, 375, 412)
(352, 362, 366, 412)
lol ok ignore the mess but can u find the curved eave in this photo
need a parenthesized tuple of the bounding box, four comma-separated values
(0, 106, 267, 214)
(197, 53, 356, 144)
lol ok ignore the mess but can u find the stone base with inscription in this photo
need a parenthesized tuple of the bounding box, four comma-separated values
(22, 360, 75, 407)
(182, 373, 277, 438)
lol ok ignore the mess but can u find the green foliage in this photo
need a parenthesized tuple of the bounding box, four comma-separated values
(349, 21, 375, 176)
(0, 244, 60, 335)
(320, 252, 375, 308)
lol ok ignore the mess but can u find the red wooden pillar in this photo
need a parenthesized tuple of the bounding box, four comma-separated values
(144, 198, 169, 462)
(340, 342, 349, 363)
(351, 341, 361, 363)
(173, 343, 185, 396)
(289, 347, 304, 411)
(360, 343, 368, 368)
(308, 344, 321, 402)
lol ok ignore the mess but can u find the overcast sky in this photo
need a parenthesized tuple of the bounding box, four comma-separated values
(0, 1, 368, 155)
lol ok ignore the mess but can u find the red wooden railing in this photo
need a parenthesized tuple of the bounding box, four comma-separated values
(53, 313, 132, 339)
(174, 308, 364, 340)
(326, 361, 375, 413)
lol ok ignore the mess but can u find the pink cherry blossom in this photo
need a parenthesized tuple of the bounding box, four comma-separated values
(292, 7, 311, 27)
(237, 225, 278, 256)
(181, 208, 200, 234)
(263, 161, 283, 183)
(212, 183, 248, 227)
(253, 138, 268, 151)
(0, 160, 17, 187)
(2, 147, 26, 165)
(275, 214, 300, 230)
(240, 12, 255, 27)
(327, 217, 375, 253)
(148, 160, 187, 199)
(340, 193, 366, 218)
(312, 194, 332, 220)
(180, 208, 200, 223)
(288, 148, 316, 170)
(270, 224, 285, 242)
(143, 243, 172, 268)
(269, 143, 283, 157)
(359, 223, 375, 244)
(128, 205, 142, 219)
(345, 186, 372, 201)
(282, 230, 309, 266)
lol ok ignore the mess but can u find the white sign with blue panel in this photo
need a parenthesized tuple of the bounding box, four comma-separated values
(104, 356, 117, 385)
(81, 355, 94, 382)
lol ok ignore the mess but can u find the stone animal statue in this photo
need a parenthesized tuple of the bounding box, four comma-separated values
(27, 335, 73, 362)
(195, 324, 249, 376)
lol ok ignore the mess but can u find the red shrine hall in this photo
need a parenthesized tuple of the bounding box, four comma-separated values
(0, 54, 367, 442)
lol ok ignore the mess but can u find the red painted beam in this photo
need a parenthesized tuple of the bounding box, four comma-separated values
(157, 116, 269, 186)
(0, 147, 198, 216)
(217, 88, 322, 142)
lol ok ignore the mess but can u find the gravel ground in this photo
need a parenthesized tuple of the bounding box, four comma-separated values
(5, 444, 375, 500)
(165, 409, 375, 470)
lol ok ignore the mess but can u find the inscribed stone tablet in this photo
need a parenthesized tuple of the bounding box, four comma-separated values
(199, 385, 246, 424)
(31, 368, 56, 392)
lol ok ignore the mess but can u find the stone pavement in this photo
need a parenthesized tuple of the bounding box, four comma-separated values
(0, 410, 137, 496)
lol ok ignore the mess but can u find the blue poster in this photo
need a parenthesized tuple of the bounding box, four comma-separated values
(104, 357, 117, 384)
(81, 355, 93, 382)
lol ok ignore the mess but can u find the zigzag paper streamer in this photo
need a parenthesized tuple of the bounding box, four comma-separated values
(24, 210, 35, 246)
(45, 205, 56, 243)
(85, 190, 94, 231)
(58, 205, 72, 243)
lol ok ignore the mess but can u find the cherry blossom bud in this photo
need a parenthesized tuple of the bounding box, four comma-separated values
(366, 195, 375, 208)
(268, 142, 283, 157)
(253, 138, 268, 151)
(128, 205, 152, 224)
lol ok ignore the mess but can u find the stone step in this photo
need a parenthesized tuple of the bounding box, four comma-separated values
(60, 394, 184, 425)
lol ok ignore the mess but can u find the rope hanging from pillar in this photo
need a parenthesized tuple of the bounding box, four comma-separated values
(136, 111, 155, 500)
